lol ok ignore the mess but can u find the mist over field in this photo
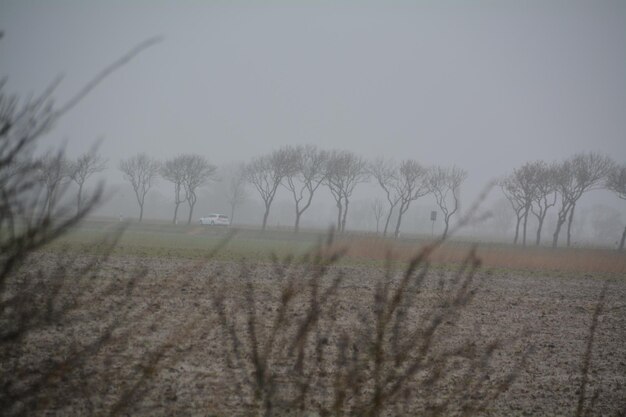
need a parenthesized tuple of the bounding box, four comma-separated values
(1, 2, 626, 416)
(1, 0, 625, 245)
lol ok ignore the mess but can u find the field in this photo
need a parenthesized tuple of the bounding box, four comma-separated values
(6, 220, 626, 416)
(48, 219, 626, 274)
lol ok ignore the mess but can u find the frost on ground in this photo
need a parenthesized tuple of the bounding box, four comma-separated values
(3, 253, 625, 416)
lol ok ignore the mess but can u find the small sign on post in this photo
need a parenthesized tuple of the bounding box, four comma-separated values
(430, 211, 437, 236)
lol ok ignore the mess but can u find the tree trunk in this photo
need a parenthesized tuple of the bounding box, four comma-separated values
(552, 216, 564, 248)
(230, 203, 236, 225)
(535, 215, 544, 246)
(262, 204, 270, 230)
(341, 198, 349, 233)
(172, 202, 180, 224)
(187, 202, 195, 225)
(76, 183, 83, 214)
(619, 225, 626, 251)
(335, 200, 343, 232)
(513, 216, 521, 245)
(566, 202, 576, 247)
(294, 212, 302, 234)
(394, 203, 406, 239)
(522, 208, 529, 247)
(442, 216, 450, 239)
(186, 191, 198, 225)
(294, 191, 316, 234)
(383, 206, 394, 237)
(135, 189, 147, 223)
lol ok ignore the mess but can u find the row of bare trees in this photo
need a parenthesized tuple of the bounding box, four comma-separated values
(37, 146, 624, 246)
(245, 146, 369, 232)
(370, 159, 467, 238)
(118, 153, 217, 224)
(246, 145, 468, 237)
(21, 150, 107, 219)
(114, 145, 468, 237)
(500, 152, 626, 249)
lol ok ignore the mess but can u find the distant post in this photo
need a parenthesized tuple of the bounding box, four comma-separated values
(430, 210, 437, 237)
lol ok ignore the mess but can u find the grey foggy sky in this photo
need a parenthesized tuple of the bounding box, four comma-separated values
(1, 0, 625, 206)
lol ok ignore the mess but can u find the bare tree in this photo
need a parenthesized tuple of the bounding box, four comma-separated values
(246, 148, 293, 230)
(68, 149, 107, 214)
(0, 86, 108, 417)
(119, 153, 160, 223)
(500, 175, 527, 246)
(370, 158, 402, 236)
(429, 165, 467, 239)
(500, 164, 538, 246)
(552, 153, 615, 248)
(606, 164, 626, 250)
(221, 163, 248, 225)
(324, 150, 368, 232)
(1, 82, 66, 246)
(180, 154, 216, 225)
(516, 163, 539, 246)
(1, 34, 160, 227)
(371, 198, 384, 234)
(36, 152, 71, 218)
(528, 161, 558, 246)
(393, 159, 429, 238)
(1, 36, 167, 416)
(282, 145, 328, 233)
(160, 155, 187, 224)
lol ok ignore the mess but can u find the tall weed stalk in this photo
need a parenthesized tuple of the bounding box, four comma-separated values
(210, 231, 526, 416)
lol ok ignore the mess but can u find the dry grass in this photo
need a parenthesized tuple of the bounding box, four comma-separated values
(341, 238, 626, 275)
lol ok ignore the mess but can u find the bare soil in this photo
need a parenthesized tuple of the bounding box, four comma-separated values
(10, 252, 626, 416)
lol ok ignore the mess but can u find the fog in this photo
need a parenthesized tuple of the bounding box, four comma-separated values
(1, 1, 625, 243)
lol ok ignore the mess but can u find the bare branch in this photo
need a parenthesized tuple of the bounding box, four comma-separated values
(552, 153, 615, 248)
(246, 147, 295, 230)
(282, 145, 328, 233)
(324, 150, 368, 233)
(429, 165, 467, 239)
(119, 154, 161, 223)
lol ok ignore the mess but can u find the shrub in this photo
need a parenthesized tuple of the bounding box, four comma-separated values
(209, 235, 527, 416)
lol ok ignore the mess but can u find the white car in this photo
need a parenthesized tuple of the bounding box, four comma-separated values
(199, 214, 230, 226)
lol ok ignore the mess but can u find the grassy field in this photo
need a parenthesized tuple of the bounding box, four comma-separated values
(46, 220, 322, 260)
(48, 219, 626, 276)
(6, 218, 626, 416)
